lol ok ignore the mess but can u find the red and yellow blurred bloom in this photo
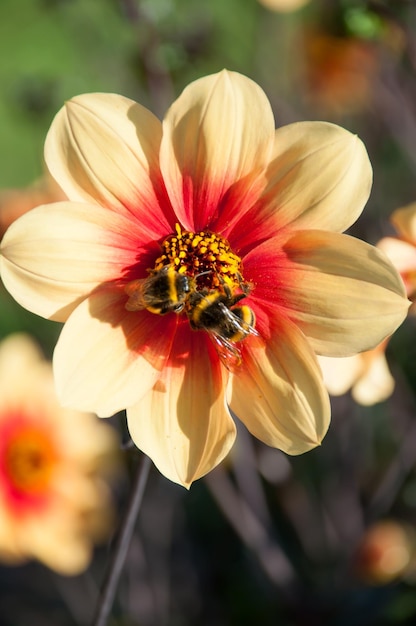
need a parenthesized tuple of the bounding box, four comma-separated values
(0, 333, 118, 574)
(0, 70, 409, 487)
(354, 520, 416, 585)
(378, 203, 416, 304)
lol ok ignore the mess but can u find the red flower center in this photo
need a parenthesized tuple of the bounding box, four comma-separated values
(0, 414, 58, 513)
(124, 224, 258, 368)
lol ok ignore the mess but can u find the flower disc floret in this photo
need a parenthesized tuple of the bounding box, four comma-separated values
(154, 224, 245, 293)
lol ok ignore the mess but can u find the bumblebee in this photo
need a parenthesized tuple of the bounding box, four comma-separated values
(124, 265, 191, 315)
(187, 288, 257, 369)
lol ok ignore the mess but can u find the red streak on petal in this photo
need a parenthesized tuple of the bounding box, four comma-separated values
(124, 173, 179, 239)
(165, 318, 227, 389)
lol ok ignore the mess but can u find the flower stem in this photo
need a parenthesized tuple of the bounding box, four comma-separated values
(91, 453, 152, 626)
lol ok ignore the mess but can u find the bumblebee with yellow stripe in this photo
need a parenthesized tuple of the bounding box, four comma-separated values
(187, 287, 258, 369)
(124, 265, 191, 315)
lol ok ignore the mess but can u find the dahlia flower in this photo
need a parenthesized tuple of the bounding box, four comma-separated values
(318, 339, 394, 406)
(0, 174, 65, 238)
(354, 520, 416, 585)
(0, 333, 118, 574)
(378, 202, 416, 303)
(0, 70, 409, 487)
(319, 203, 416, 406)
(257, 0, 310, 12)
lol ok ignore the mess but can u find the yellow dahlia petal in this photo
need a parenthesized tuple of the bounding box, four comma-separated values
(0, 202, 143, 321)
(229, 319, 330, 454)
(127, 328, 236, 488)
(160, 69, 275, 230)
(53, 290, 176, 416)
(45, 93, 172, 235)
(250, 230, 409, 356)
(258, 121, 371, 237)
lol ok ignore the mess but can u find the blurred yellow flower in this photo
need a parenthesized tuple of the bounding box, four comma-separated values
(354, 520, 415, 585)
(318, 339, 394, 406)
(319, 204, 416, 405)
(378, 202, 416, 303)
(0, 70, 409, 487)
(0, 333, 118, 575)
(257, 0, 310, 12)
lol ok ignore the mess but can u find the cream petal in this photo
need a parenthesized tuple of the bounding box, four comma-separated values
(0, 201, 149, 322)
(45, 93, 174, 236)
(127, 324, 236, 488)
(246, 230, 410, 356)
(229, 318, 330, 454)
(160, 69, 274, 231)
(228, 121, 372, 252)
(53, 289, 177, 416)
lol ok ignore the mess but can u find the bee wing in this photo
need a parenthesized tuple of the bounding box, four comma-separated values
(243, 320, 259, 338)
(124, 279, 148, 311)
(209, 331, 242, 372)
(218, 302, 259, 339)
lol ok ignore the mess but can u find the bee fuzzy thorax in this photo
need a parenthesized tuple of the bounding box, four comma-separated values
(124, 265, 191, 315)
(187, 290, 256, 341)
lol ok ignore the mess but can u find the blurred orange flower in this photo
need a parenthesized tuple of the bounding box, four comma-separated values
(354, 520, 415, 585)
(302, 30, 379, 114)
(0, 70, 409, 487)
(0, 333, 119, 575)
(378, 203, 416, 304)
(257, 0, 310, 12)
(0, 175, 65, 238)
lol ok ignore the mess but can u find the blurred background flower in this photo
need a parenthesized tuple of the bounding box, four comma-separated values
(257, 0, 310, 13)
(0, 175, 65, 239)
(0, 333, 119, 575)
(354, 519, 416, 585)
(378, 203, 416, 306)
(318, 339, 395, 406)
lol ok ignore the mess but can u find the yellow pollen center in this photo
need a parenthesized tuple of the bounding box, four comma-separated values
(154, 224, 243, 291)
